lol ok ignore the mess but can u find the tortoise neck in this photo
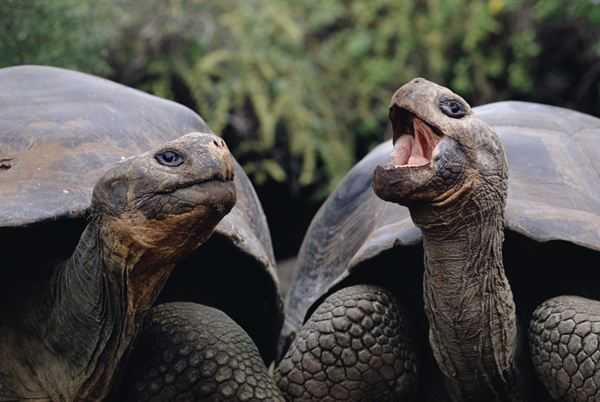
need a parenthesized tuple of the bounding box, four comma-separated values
(0, 222, 138, 401)
(40, 218, 174, 401)
(414, 188, 527, 401)
(42, 222, 137, 400)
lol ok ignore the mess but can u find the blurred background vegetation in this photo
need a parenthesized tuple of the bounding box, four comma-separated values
(2, 0, 599, 258)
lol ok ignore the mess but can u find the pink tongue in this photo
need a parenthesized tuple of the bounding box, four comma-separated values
(391, 135, 412, 165)
(408, 123, 430, 166)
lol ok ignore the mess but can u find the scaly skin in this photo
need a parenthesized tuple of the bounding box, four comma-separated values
(413, 193, 531, 401)
(275, 285, 419, 401)
(117, 303, 284, 402)
(530, 296, 600, 401)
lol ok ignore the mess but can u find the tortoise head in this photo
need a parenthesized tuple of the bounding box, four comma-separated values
(373, 78, 508, 226)
(91, 132, 236, 268)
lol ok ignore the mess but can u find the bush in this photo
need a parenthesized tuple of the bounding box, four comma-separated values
(0, 0, 115, 75)
(2, 0, 599, 201)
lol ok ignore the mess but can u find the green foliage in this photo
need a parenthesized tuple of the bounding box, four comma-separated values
(2, 0, 599, 202)
(0, 0, 115, 74)
(112, 0, 539, 195)
(177, 0, 353, 191)
(297, 0, 521, 144)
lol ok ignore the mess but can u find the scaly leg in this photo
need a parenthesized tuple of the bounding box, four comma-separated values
(530, 296, 600, 401)
(275, 284, 419, 401)
(117, 302, 284, 402)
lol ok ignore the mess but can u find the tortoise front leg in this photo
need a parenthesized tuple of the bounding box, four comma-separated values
(275, 284, 419, 401)
(530, 295, 600, 401)
(116, 303, 284, 402)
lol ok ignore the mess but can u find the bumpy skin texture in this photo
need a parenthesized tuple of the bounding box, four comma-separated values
(275, 285, 419, 401)
(530, 296, 600, 401)
(117, 303, 284, 402)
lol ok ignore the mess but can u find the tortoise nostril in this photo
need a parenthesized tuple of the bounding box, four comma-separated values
(210, 138, 229, 149)
(212, 138, 228, 149)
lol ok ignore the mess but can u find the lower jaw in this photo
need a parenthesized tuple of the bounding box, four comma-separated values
(372, 164, 434, 203)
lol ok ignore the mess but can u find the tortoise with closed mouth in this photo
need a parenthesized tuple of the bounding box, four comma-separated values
(0, 65, 284, 401)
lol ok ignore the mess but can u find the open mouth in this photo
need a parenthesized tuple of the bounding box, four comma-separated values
(390, 108, 443, 168)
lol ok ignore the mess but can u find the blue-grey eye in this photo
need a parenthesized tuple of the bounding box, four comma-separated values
(439, 100, 466, 118)
(155, 150, 184, 167)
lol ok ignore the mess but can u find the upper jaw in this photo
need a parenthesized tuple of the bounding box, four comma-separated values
(389, 108, 444, 169)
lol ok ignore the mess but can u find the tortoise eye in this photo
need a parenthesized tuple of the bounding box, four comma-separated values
(439, 100, 466, 118)
(155, 149, 184, 167)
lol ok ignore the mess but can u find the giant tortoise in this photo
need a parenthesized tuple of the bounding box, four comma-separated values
(0, 66, 284, 401)
(277, 78, 600, 401)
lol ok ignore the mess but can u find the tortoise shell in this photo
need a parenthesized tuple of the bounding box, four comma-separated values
(0, 65, 282, 363)
(281, 101, 600, 350)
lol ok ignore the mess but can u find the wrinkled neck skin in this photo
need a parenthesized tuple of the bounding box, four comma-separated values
(412, 185, 529, 402)
(0, 219, 174, 402)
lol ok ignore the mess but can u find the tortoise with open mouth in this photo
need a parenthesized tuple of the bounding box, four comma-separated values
(0, 66, 284, 401)
(277, 78, 600, 401)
